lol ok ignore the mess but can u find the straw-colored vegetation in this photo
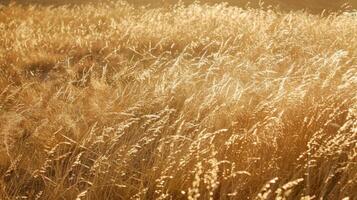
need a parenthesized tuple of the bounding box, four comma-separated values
(0, 1, 356, 199)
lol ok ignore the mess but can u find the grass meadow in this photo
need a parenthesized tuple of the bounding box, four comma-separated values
(0, 0, 356, 199)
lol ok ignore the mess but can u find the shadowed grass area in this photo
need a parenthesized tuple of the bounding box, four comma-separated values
(0, 1, 356, 200)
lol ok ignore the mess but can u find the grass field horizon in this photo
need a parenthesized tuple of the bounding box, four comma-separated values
(0, 0, 356, 199)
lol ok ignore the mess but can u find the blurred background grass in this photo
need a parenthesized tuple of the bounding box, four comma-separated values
(1, 0, 357, 12)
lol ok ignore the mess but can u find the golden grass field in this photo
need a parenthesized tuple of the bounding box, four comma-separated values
(1, 0, 357, 11)
(0, 0, 356, 199)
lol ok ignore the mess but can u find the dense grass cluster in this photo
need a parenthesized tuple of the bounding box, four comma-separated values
(0, 1, 356, 199)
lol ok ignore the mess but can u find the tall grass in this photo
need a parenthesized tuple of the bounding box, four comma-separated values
(0, 1, 356, 199)
(1, 0, 357, 12)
